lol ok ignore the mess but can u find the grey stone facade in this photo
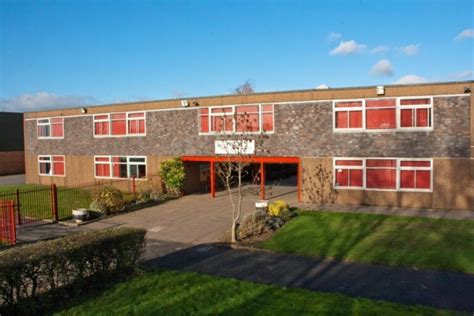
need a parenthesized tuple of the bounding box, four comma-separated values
(25, 95, 470, 158)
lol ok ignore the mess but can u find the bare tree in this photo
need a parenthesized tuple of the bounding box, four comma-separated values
(215, 111, 268, 243)
(303, 162, 337, 206)
(234, 80, 255, 95)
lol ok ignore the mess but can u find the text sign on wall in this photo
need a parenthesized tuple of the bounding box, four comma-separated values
(215, 140, 255, 155)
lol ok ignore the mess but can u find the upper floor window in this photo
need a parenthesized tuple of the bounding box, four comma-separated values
(334, 157, 432, 192)
(199, 104, 274, 134)
(37, 118, 64, 139)
(38, 155, 65, 176)
(334, 97, 433, 132)
(94, 156, 146, 179)
(93, 112, 146, 137)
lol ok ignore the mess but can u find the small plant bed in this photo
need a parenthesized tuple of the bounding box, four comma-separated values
(260, 211, 474, 274)
(53, 269, 460, 315)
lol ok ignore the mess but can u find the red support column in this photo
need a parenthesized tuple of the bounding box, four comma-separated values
(297, 161, 302, 203)
(210, 161, 215, 198)
(260, 161, 265, 200)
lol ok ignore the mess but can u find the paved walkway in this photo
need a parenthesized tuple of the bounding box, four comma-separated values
(0, 174, 25, 186)
(149, 243, 474, 313)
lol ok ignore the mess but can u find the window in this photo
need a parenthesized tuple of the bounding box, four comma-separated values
(94, 156, 146, 179)
(37, 118, 64, 138)
(38, 155, 65, 176)
(334, 101, 363, 130)
(334, 159, 364, 188)
(93, 112, 146, 137)
(333, 96, 433, 132)
(366, 159, 397, 189)
(399, 98, 432, 129)
(333, 158, 432, 191)
(366, 99, 396, 130)
(399, 160, 432, 190)
(199, 104, 274, 134)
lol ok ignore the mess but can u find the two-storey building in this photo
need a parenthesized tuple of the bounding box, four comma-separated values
(23, 81, 474, 210)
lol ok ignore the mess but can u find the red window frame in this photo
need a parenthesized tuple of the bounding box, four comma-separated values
(399, 160, 432, 190)
(365, 99, 396, 130)
(94, 156, 147, 179)
(399, 98, 432, 129)
(334, 159, 364, 188)
(94, 112, 146, 137)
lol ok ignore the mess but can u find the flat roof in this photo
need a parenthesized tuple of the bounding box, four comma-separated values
(24, 80, 473, 119)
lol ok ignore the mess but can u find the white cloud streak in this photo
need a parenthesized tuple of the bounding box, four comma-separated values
(370, 45, 390, 54)
(454, 28, 474, 40)
(370, 59, 394, 77)
(398, 44, 420, 55)
(328, 32, 342, 42)
(0, 92, 97, 112)
(393, 75, 427, 84)
(330, 40, 366, 56)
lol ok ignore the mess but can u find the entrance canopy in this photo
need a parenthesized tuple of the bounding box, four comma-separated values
(181, 156, 301, 202)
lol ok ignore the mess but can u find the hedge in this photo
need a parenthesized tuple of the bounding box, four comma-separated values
(0, 227, 146, 314)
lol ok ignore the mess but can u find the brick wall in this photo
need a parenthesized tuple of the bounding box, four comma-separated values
(25, 95, 470, 158)
(0, 151, 25, 175)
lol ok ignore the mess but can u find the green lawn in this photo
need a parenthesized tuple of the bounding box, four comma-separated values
(54, 269, 461, 315)
(0, 184, 95, 221)
(261, 211, 474, 274)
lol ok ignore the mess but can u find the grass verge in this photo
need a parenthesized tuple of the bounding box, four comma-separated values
(54, 269, 461, 315)
(260, 211, 474, 274)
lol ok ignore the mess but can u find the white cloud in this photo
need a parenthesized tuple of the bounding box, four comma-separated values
(0, 92, 96, 112)
(370, 59, 394, 77)
(315, 84, 329, 89)
(450, 70, 474, 80)
(454, 28, 474, 40)
(328, 32, 342, 42)
(330, 40, 366, 56)
(370, 45, 389, 54)
(393, 75, 427, 84)
(398, 44, 420, 55)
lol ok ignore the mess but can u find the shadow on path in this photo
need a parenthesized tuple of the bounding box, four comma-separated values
(145, 242, 474, 313)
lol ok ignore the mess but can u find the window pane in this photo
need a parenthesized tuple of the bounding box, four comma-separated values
(199, 108, 209, 115)
(335, 160, 363, 166)
(349, 111, 362, 128)
(236, 105, 259, 113)
(366, 169, 396, 189)
(111, 119, 126, 135)
(53, 162, 65, 175)
(262, 104, 273, 112)
(366, 159, 396, 168)
(335, 101, 362, 108)
(96, 163, 110, 177)
(128, 112, 144, 118)
(366, 108, 396, 129)
(262, 113, 274, 132)
(400, 160, 431, 167)
(51, 123, 63, 137)
(95, 157, 110, 162)
(400, 109, 413, 127)
(111, 113, 126, 120)
(39, 162, 51, 175)
(112, 157, 127, 163)
(400, 170, 415, 188)
(350, 169, 363, 187)
(129, 157, 145, 163)
(416, 108, 429, 127)
(113, 163, 128, 178)
(236, 113, 259, 132)
(95, 121, 109, 135)
(335, 169, 349, 186)
(366, 99, 396, 108)
(416, 170, 431, 189)
(335, 111, 348, 128)
(400, 98, 430, 105)
(51, 117, 63, 124)
(94, 114, 108, 120)
(200, 115, 209, 133)
(38, 125, 50, 137)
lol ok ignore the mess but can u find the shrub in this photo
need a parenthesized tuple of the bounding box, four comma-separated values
(137, 178, 164, 203)
(238, 210, 271, 240)
(90, 186, 125, 215)
(0, 228, 146, 315)
(159, 158, 185, 195)
(268, 200, 291, 220)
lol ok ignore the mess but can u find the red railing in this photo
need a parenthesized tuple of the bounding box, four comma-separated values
(0, 200, 16, 246)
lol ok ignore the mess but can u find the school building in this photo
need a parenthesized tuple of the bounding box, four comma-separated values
(22, 81, 474, 210)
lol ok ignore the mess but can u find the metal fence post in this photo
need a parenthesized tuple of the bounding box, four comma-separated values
(132, 177, 136, 200)
(9, 201, 16, 245)
(16, 189, 22, 226)
(51, 184, 59, 222)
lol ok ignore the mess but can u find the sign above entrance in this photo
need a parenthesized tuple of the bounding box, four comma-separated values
(215, 140, 255, 155)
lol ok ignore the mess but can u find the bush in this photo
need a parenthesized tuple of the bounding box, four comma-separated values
(159, 158, 185, 195)
(0, 227, 146, 315)
(268, 200, 291, 220)
(136, 178, 164, 203)
(238, 210, 271, 240)
(90, 186, 125, 215)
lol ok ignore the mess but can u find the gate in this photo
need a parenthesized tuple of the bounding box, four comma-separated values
(0, 200, 16, 246)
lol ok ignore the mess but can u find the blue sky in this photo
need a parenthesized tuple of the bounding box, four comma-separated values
(0, 0, 473, 112)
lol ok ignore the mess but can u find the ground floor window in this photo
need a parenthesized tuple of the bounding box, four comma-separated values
(334, 158, 432, 192)
(94, 156, 146, 179)
(38, 155, 65, 176)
